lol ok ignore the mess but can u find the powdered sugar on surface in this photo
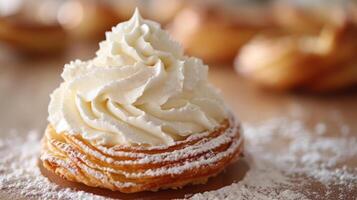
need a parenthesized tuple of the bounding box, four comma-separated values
(0, 117, 356, 200)
(189, 118, 357, 200)
(0, 130, 109, 200)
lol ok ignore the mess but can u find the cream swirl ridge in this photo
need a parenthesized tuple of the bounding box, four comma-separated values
(48, 9, 228, 146)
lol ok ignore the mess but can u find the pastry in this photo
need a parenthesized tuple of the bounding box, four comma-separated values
(271, 3, 343, 35)
(0, 0, 68, 54)
(111, 0, 184, 25)
(235, 16, 357, 92)
(0, 16, 67, 54)
(144, 0, 185, 25)
(58, 0, 122, 41)
(40, 9, 243, 193)
(168, 4, 275, 63)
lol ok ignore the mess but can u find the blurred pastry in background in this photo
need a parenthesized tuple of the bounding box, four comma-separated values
(110, 0, 184, 25)
(145, 0, 185, 25)
(235, 15, 357, 92)
(0, 0, 124, 55)
(0, 0, 67, 54)
(168, 4, 275, 63)
(0, 17, 67, 55)
(272, 2, 344, 35)
(58, 0, 121, 41)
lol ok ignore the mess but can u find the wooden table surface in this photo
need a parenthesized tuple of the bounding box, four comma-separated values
(0, 44, 356, 199)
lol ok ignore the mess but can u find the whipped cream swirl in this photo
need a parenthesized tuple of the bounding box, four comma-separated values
(48, 9, 228, 146)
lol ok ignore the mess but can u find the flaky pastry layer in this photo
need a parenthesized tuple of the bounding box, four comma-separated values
(40, 117, 243, 193)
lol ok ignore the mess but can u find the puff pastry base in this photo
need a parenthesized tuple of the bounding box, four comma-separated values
(40, 117, 243, 193)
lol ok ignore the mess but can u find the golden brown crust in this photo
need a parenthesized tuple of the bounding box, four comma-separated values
(41, 118, 243, 193)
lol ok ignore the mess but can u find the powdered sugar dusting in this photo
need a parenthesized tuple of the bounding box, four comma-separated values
(0, 130, 110, 200)
(0, 116, 356, 199)
(188, 118, 357, 200)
